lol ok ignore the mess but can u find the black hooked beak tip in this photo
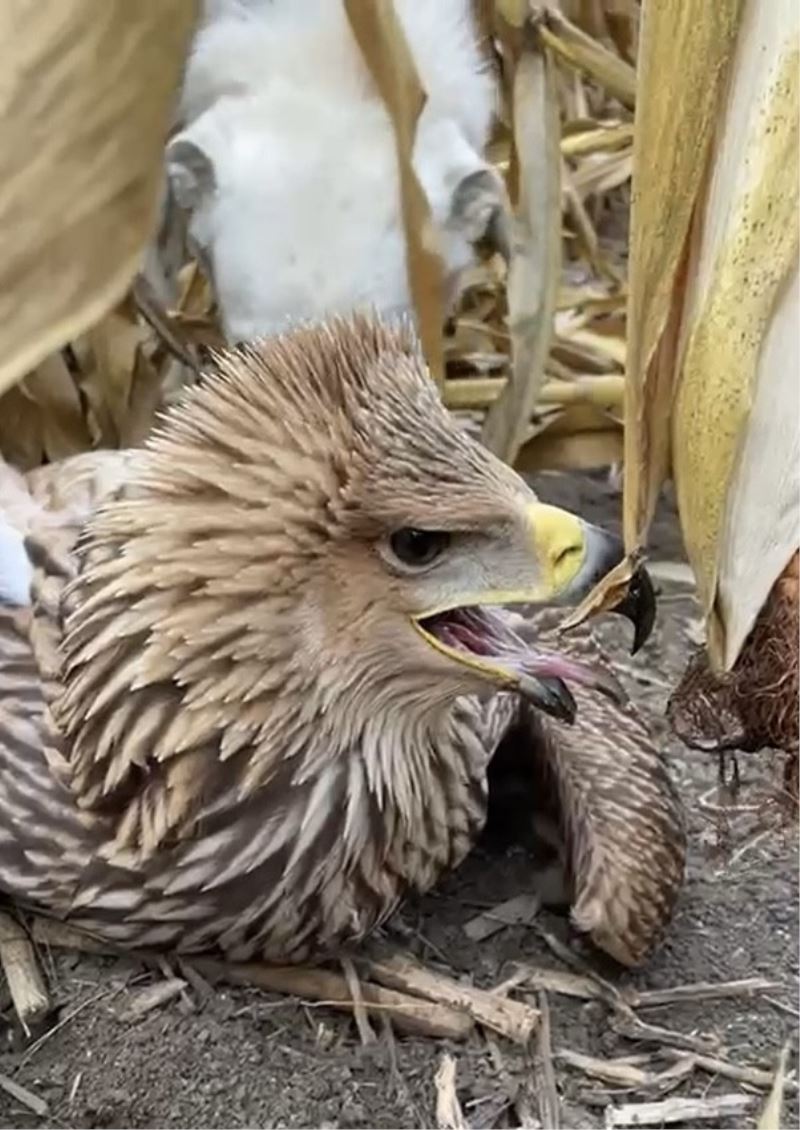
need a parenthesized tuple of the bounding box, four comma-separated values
(591, 532, 657, 655)
(518, 674, 577, 724)
(614, 565, 657, 654)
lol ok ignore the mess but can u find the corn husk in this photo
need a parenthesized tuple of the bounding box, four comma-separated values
(624, 0, 800, 670)
(0, 0, 198, 396)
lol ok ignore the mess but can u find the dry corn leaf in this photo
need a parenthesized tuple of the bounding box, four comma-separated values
(516, 425, 623, 472)
(566, 327, 625, 367)
(532, 402, 619, 438)
(604, 2, 639, 64)
(345, 0, 445, 387)
(562, 162, 601, 270)
(121, 347, 165, 448)
(559, 548, 647, 633)
(552, 337, 619, 374)
(622, 0, 742, 549)
(571, 150, 633, 199)
(626, 0, 799, 670)
(22, 354, 88, 460)
(483, 23, 561, 461)
(536, 6, 636, 109)
(84, 304, 150, 442)
(0, 0, 198, 394)
(674, 10, 799, 668)
(561, 122, 633, 157)
(0, 351, 93, 466)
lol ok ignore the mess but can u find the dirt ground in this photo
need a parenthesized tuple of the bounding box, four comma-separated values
(0, 471, 797, 1130)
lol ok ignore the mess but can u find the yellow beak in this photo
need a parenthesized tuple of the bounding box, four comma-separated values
(526, 502, 588, 599)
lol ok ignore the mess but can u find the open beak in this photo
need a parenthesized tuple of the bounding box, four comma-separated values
(412, 502, 657, 723)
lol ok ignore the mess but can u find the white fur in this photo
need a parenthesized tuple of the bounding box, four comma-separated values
(167, 0, 502, 341)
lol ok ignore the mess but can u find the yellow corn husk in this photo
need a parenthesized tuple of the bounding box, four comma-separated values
(624, 0, 799, 671)
(0, 0, 198, 395)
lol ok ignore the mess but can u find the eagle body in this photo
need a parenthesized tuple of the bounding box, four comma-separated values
(0, 317, 685, 966)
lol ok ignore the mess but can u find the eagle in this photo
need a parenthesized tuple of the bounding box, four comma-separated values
(0, 315, 685, 967)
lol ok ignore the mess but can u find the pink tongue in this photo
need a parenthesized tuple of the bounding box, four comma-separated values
(524, 653, 600, 686)
(437, 609, 623, 704)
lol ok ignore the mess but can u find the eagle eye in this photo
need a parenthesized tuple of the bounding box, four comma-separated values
(388, 528, 451, 568)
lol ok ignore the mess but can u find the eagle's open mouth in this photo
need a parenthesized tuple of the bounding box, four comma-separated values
(415, 604, 622, 723)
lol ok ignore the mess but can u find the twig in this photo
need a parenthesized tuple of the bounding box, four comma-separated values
(0, 1072, 48, 1117)
(435, 1053, 466, 1130)
(0, 912, 50, 1035)
(516, 963, 605, 1002)
(484, 1034, 518, 1118)
(131, 273, 200, 375)
(645, 1056, 697, 1097)
(532, 925, 623, 1007)
(627, 977, 783, 1009)
(759, 1043, 791, 1130)
(533, 992, 560, 1128)
(556, 1048, 650, 1088)
(341, 957, 376, 1046)
(366, 952, 539, 1044)
(763, 995, 800, 1019)
(122, 977, 187, 1020)
(604, 1093, 755, 1127)
(381, 1013, 422, 1126)
(177, 958, 215, 1005)
(610, 1006, 719, 1056)
(68, 1071, 83, 1104)
(662, 1047, 798, 1093)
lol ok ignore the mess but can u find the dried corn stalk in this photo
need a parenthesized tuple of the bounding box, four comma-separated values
(482, 7, 562, 462)
(624, 0, 799, 670)
(345, 0, 446, 387)
(0, 0, 198, 395)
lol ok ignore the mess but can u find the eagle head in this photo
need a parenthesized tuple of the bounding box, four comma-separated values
(60, 313, 653, 845)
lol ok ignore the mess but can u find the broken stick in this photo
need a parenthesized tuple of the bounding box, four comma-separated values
(196, 958, 474, 1042)
(366, 952, 539, 1043)
(434, 1053, 466, 1130)
(533, 992, 560, 1128)
(0, 911, 50, 1035)
(603, 1093, 755, 1128)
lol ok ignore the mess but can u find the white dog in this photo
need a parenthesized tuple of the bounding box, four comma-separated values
(165, 0, 505, 341)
